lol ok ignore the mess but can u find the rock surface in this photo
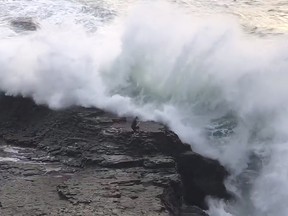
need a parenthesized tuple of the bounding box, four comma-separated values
(178, 152, 231, 209)
(10, 17, 39, 31)
(0, 95, 230, 216)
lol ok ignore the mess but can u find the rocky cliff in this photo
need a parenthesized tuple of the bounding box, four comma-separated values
(0, 95, 231, 216)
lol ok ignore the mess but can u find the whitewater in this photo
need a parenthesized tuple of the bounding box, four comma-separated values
(1, 0, 288, 215)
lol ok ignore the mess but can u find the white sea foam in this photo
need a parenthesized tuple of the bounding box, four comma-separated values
(1, 1, 288, 215)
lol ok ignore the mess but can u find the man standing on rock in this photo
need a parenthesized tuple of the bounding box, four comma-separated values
(131, 116, 140, 132)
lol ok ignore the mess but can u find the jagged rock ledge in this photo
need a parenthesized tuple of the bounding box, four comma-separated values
(0, 96, 231, 216)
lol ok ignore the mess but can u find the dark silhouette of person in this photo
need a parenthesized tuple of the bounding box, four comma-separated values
(131, 116, 140, 132)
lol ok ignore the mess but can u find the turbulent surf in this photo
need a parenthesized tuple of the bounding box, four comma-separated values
(1, 0, 288, 215)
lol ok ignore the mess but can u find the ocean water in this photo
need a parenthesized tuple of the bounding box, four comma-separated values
(1, 0, 288, 215)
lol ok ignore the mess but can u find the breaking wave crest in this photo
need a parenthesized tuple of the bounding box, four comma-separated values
(1, 1, 288, 216)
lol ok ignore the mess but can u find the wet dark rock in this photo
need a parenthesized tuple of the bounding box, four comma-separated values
(0, 95, 231, 215)
(10, 17, 39, 31)
(2, 135, 37, 147)
(178, 152, 231, 209)
(160, 176, 182, 215)
(143, 157, 175, 169)
(99, 155, 144, 168)
(180, 205, 209, 216)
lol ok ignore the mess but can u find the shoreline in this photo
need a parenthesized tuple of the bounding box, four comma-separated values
(0, 95, 230, 216)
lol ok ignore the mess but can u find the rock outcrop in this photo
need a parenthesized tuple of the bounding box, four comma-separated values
(10, 17, 39, 31)
(0, 95, 231, 216)
(178, 152, 231, 209)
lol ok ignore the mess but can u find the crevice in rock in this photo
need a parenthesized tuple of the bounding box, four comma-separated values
(177, 151, 232, 210)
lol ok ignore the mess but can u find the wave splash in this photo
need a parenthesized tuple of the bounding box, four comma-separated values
(1, 1, 288, 216)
